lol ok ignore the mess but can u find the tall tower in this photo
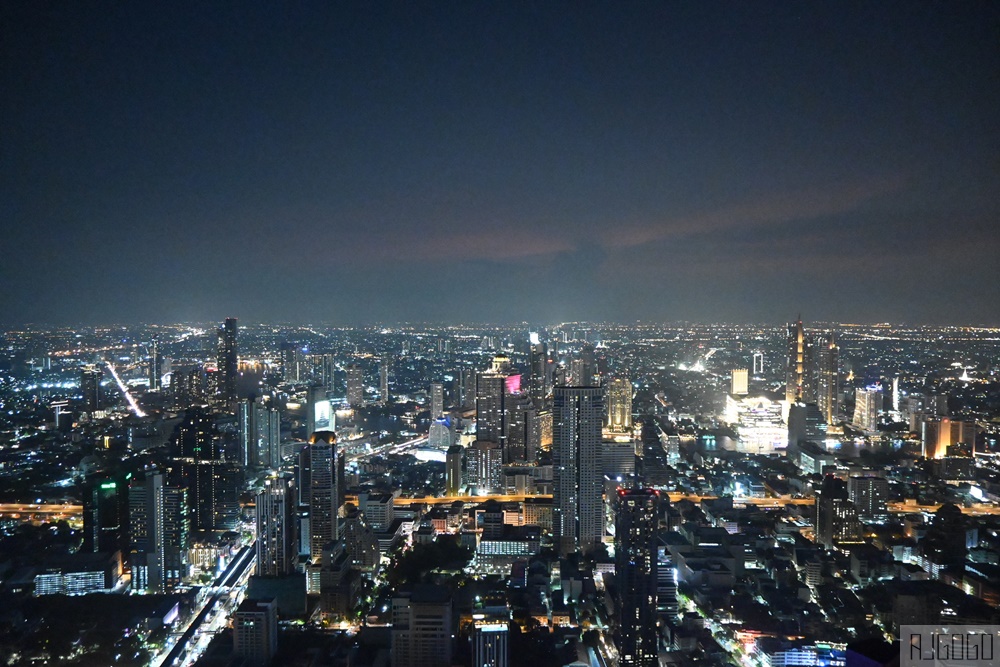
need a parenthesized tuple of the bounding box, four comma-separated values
(605, 377, 633, 433)
(305, 432, 339, 565)
(256, 473, 296, 576)
(615, 488, 660, 667)
(380, 358, 391, 405)
(476, 358, 509, 445)
(239, 398, 281, 469)
(346, 365, 364, 408)
(528, 334, 548, 405)
(785, 318, 815, 403)
(149, 340, 163, 391)
(217, 318, 238, 406)
(80, 365, 102, 414)
(816, 333, 839, 424)
(430, 382, 444, 420)
(553, 385, 604, 555)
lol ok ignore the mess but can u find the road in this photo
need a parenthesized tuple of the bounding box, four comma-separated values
(154, 542, 257, 667)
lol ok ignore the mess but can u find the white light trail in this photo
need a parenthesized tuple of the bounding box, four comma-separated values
(105, 362, 147, 417)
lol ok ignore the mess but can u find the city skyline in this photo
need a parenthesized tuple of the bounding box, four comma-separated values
(2, 3, 999, 326)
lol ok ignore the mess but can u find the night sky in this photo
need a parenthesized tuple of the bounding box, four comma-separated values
(2, 2, 999, 326)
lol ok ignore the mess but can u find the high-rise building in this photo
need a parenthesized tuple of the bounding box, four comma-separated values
(305, 431, 339, 565)
(605, 377, 633, 433)
(129, 472, 189, 593)
(430, 382, 444, 420)
(815, 475, 862, 549)
(731, 369, 749, 396)
(80, 365, 102, 414)
(505, 395, 540, 463)
(466, 441, 502, 494)
(816, 334, 839, 424)
(256, 473, 296, 576)
(553, 385, 604, 555)
(346, 365, 364, 408)
(380, 358, 391, 405)
(280, 342, 304, 383)
(445, 445, 463, 496)
(528, 335, 548, 406)
(753, 352, 764, 375)
(852, 388, 883, 433)
(176, 409, 241, 530)
(148, 340, 163, 391)
(239, 398, 281, 469)
(921, 417, 978, 459)
(614, 488, 660, 667)
(476, 360, 509, 447)
(217, 317, 238, 406)
(83, 476, 128, 556)
(785, 319, 814, 403)
(233, 598, 278, 667)
(472, 618, 509, 667)
(848, 476, 889, 523)
(391, 585, 453, 667)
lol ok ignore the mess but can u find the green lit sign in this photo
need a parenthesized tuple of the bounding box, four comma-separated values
(101, 482, 116, 490)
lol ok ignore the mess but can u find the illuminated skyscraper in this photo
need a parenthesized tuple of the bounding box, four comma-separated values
(305, 431, 339, 564)
(731, 369, 749, 396)
(614, 488, 660, 667)
(472, 619, 509, 667)
(852, 387, 882, 433)
(753, 352, 764, 375)
(239, 398, 281, 469)
(785, 319, 814, 403)
(80, 365, 102, 414)
(476, 355, 519, 460)
(466, 440, 502, 493)
(430, 382, 444, 420)
(280, 342, 304, 383)
(553, 385, 604, 555)
(816, 333, 839, 424)
(446, 445, 463, 496)
(217, 317, 238, 406)
(129, 472, 189, 592)
(256, 473, 296, 576)
(346, 365, 364, 408)
(380, 358, 391, 405)
(148, 340, 163, 391)
(233, 598, 278, 667)
(815, 475, 862, 548)
(528, 334, 548, 405)
(605, 377, 633, 433)
(83, 475, 128, 556)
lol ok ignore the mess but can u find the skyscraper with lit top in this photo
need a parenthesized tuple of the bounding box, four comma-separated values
(553, 384, 604, 555)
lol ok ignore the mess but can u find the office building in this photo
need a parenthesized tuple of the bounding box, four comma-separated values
(753, 352, 764, 375)
(466, 440, 503, 494)
(476, 356, 515, 454)
(380, 358, 391, 405)
(505, 395, 540, 463)
(83, 476, 128, 556)
(256, 473, 296, 576)
(848, 476, 889, 523)
(615, 488, 660, 667)
(305, 431, 339, 564)
(731, 369, 749, 396)
(80, 365, 102, 414)
(816, 333, 839, 424)
(446, 445, 464, 496)
(346, 365, 364, 408)
(280, 342, 304, 383)
(815, 475, 862, 549)
(148, 340, 163, 391)
(233, 598, 278, 667)
(785, 319, 814, 403)
(605, 377, 633, 433)
(725, 394, 787, 454)
(391, 585, 453, 667)
(921, 417, 978, 459)
(430, 382, 444, 420)
(176, 409, 241, 530)
(852, 387, 883, 433)
(129, 472, 189, 593)
(472, 618, 509, 667)
(239, 397, 281, 469)
(553, 385, 604, 555)
(528, 335, 549, 405)
(217, 317, 238, 406)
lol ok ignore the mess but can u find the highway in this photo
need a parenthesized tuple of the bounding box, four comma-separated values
(155, 541, 257, 667)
